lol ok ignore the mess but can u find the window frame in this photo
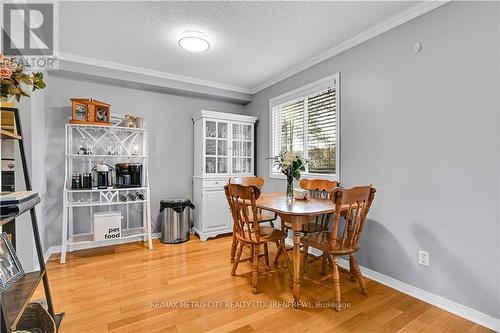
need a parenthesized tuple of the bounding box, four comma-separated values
(268, 73, 340, 181)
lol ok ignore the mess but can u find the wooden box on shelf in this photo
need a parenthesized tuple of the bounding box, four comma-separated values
(70, 98, 111, 126)
(0, 109, 22, 140)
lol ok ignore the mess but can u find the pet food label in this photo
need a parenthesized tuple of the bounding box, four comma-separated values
(104, 227, 121, 240)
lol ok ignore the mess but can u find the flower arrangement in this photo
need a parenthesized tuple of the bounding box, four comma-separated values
(269, 151, 307, 201)
(0, 53, 46, 103)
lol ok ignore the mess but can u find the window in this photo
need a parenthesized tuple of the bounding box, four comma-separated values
(269, 73, 339, 180)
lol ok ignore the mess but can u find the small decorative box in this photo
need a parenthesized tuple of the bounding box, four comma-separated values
(293, 188, 310, 200)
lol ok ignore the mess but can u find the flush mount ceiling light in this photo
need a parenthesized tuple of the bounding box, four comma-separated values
(178, 31, 210, 52)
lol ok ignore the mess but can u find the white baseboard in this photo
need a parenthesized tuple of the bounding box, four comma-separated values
(284, 239, 499, 331)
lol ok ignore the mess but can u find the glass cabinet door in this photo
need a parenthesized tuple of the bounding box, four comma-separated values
(206, 121, 216, 138)
(205, 120, 229, 174)
(231, 123, 252, 174)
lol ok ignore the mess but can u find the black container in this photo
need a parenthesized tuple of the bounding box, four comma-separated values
(71, 173, 82, 189)
(94, 164, 111, 189)
(82, 173, 92, 189)
(97, 172, 108, 189)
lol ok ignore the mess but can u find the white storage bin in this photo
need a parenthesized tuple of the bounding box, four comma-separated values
(94, 211, 121, 241)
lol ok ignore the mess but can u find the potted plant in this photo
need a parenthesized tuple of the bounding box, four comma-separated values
(269, 151, 307, 202)
(0, 53, 46, 107)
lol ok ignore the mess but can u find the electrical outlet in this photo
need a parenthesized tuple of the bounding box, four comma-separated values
(418, 250, 430, 267)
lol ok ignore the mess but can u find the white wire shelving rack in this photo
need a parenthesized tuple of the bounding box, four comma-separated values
(60, 123, 153, 264)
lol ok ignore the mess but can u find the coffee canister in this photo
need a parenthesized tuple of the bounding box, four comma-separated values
(82, 173, 92, 189)
(96, 164, 110, 189)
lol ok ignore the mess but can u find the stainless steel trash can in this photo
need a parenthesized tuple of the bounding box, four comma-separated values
(159, 198, 195, 244)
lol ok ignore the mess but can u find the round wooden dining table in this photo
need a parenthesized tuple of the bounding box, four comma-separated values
(254, 192, 339, 305)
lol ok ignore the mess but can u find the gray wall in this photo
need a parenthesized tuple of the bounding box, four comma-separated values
(245, 2, 500, 318)
(44, 75, 245, 249)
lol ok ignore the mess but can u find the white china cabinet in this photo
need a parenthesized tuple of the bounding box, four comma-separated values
(192, 110, 258, 240)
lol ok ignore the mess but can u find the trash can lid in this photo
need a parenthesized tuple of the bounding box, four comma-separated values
(160, 198, 191, 204)
(160, 198, 195, 211)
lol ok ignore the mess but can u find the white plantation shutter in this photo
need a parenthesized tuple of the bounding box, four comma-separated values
(271, 99, 304, 173)
(307, 88, 336, 174)
(270, 74, 339, 179)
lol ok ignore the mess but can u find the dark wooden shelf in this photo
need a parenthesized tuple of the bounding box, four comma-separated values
(1, 193, 40, 227)
(1, 271, 44, 330)
(0, 215, 16, 227)
(1, 109, 22, 140)
(0, 107, 63, 332)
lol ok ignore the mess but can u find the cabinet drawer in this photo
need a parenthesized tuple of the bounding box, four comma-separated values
(203, 179, 228, 188)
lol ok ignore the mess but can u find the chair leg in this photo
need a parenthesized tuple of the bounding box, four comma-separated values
(280, 240, 293, 279)
(303, 244, 309, 277)
(252, 244, 260, 294)
(350, 254, 367, 295)
(331, 256, 342, 311)
(273, 241, 282, 266)
(230, 235, 238, 263)
(349, 255, 356, 282)
(231, 242, 244, 276)
(321, 253, 327, 275)
(264, 243, 270, 267)
(283, 225, 289, 235)
(280, 218, 289, 235)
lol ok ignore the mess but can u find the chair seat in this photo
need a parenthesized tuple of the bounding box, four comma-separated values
(302, 232, 359, 255)
(259, 226, 286, 241)
(236, 226, 286, 243)
(283, 220, 328, 233)
(248, 211, 276, 223)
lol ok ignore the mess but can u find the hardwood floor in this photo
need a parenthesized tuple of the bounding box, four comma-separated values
(34, 236, 491, 333)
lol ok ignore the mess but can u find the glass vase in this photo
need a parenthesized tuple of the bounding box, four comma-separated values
(286, 175, 294, 203)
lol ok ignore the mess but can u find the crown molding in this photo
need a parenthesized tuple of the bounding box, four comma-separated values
(55, 1, 448, 98)
(193, 109, 258, 123)
(249, 1, 449, 94)
(57, 52, 252, 95)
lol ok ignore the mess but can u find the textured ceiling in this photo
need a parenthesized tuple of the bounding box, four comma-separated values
(59, 1, 419, 91)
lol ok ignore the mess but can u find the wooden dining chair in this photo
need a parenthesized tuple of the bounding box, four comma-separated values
(224, 184, 291, 294)
(283, 179, 339, 233)
(302, 185, 376, 311)
(229, 176, 277, 263)
(275, 179, 339, 266)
